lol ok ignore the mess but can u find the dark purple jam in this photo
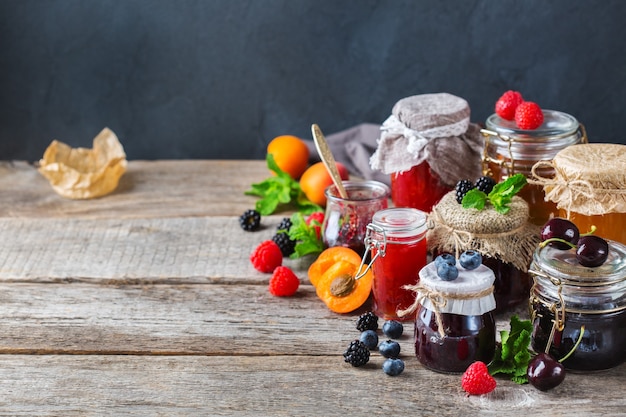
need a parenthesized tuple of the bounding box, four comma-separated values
(414, 306, 496, 374)
(482, 256, 530, 313)
(530, 301, 626, 371)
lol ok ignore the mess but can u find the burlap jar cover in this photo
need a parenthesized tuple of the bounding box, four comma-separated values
(529, 143, 626, 216)
(369, 93, 483, 187)
(427, 191, 540, 272)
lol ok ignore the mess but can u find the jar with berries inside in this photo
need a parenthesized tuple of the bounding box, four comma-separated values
(369, 93, 483, 213)
(482, 91, 586, 226)
(399, 251, 497, 373)
(427, 174, 541, 313)
(530, 143, 626, 246)
(529, 218, 626, 371)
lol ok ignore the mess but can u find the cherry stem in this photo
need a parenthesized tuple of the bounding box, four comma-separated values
(580, 225, 597, 237)
(558, 325, 586, 363)
(539, 237, 576, 249)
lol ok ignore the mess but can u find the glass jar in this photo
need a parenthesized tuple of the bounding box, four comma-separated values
(529, 241, 626, 371)
(531, 143, 626, 245)
(482, 110, 585, 226)
(412, 261, 496, 373)
(322, 180, 390, 257)
(362, 208, 428, 321)
(390, 161, 451, 212)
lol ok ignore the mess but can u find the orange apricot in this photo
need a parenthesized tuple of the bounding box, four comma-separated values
(308, 246, 363, 288)
(299, 161, 349, 207)
(267, 135, 310, 180)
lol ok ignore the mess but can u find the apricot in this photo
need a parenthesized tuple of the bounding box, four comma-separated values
(299, 161, 349, 207)
(267, 135, 310, 180)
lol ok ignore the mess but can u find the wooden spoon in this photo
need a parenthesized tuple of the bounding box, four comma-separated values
(311, 124, 348, 199)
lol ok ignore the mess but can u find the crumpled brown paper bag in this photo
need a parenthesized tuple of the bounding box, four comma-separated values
(38, 127, 127, 199)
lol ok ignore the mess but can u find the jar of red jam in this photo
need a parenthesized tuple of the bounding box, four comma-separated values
(323, 180, 390, 257)
(362, 208, 428, 321)
(370, 93, 483, 213)
(482, 110, 586, 226)
(427, 191, 540, 312)
(529, 240, 626, 371)
(530, 143, 626, 245)
(403, 260, 496, 373)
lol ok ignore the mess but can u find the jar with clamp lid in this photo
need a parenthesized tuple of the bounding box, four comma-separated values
(359, 208, 428, 321)
(529, 240, 626, 371)
(399, 259, 497, 373)
(482, 110, 586, 226)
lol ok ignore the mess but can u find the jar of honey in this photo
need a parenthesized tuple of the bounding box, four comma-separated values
(400, 260, 497, 373)
(482, 110, 586, 226)
(323, 180, 390, 257)
(529, 240, 626, 371)
(530, 143, 626, 245)
(370, 93, 483, 213)
(427, 191, 540, 312)
(361, 208, 428, 321)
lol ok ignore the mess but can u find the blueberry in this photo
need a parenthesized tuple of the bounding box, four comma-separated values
(437, 263, 459, 281)
(434, 253, 456, 268)
(359, 330, 379, 350)
(382, 320, 403, 339)
(382, 358, 405, 376)
(459, 250, 482, 270)
(379, 340, 401, 358)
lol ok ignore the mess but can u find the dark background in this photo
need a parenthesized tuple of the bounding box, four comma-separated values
(1, 0, 625, 162)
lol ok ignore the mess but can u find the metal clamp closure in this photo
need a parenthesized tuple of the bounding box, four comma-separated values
(354, 224, 386, 281)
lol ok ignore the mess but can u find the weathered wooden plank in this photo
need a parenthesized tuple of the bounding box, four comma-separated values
(0, 282, 526, 355)
(0, 160, 272, 219)
(0, 216, 312, 283)
(0, 355, 622, 416)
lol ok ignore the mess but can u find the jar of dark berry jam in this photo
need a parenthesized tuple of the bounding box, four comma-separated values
(400, 260, 496, 373)
(370, 93, 483, 213)
(323, 180, 390, 257)
(529, 240, 626, 371)
(482, 110, 586, 226)
(360, 208, 428, 321)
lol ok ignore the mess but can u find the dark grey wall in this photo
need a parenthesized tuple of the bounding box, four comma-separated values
(1, 0, 625, 161)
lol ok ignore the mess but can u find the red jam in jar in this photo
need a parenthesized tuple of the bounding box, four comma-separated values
(323, 181, 390, 257)
(390, 161, 451, 213)
(412, 261, 496, 373)
(365, 208, 428, 321)
(529, 241, 626, 371)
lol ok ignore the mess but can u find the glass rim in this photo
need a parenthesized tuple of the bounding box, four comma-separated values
(324, 180, 391, 203)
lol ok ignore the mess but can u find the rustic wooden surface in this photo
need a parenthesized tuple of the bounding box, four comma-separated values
(0, 160, 623, 416)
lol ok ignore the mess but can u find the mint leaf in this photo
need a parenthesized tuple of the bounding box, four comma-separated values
(489, 173, 527, 199)
(488, 315, 534, 384)
(245, 154, 322, 215)
(287, 212, 324, 259)
(461, 189, 487, 210)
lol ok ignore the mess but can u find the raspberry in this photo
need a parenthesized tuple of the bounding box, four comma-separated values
(250, 240, 283, 273)
(356, 311, 378, 332)
(475, 176, 496, 194)
(461, 361, 497, 395)
(515, 101, 544, 130)
(455, 179, 475, 204)
(239, 209, 261, 231)
(495, 90, 524, 121)
(272, 232, 296, 257)
(306, 212, 325, 240)
(268, 266, 300, 296)
(343, 340, 370, 367)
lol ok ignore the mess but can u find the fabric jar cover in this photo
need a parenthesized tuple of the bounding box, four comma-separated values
(369, 93, 483, 188)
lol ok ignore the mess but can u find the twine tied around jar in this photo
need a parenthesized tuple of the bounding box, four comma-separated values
(397, 283, 495, 338)
(427, 193, 540, 272)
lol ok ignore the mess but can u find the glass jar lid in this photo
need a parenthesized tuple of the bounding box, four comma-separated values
(484, 110, 582, 161)
(371, 207, 427, 239)
(418, 262, 496, 316)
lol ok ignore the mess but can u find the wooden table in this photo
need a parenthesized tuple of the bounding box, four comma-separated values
(0, 160, 623, 416)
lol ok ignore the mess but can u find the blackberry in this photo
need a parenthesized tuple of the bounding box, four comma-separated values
(239, 209, 261, 231)
(343, 340, 370, 367)
(475, 176, 496, 194)
(356, 311, 378, 332)
(455, 179, 475, 204)
(272, 232, 296, 257)
(277, 217, 292, 232)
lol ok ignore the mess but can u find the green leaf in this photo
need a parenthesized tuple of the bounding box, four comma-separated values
(487, 315, 533, 384)
(489, 173, 527, 199)
(461, 189, 487, 210)
(287, 212, 325, 259)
